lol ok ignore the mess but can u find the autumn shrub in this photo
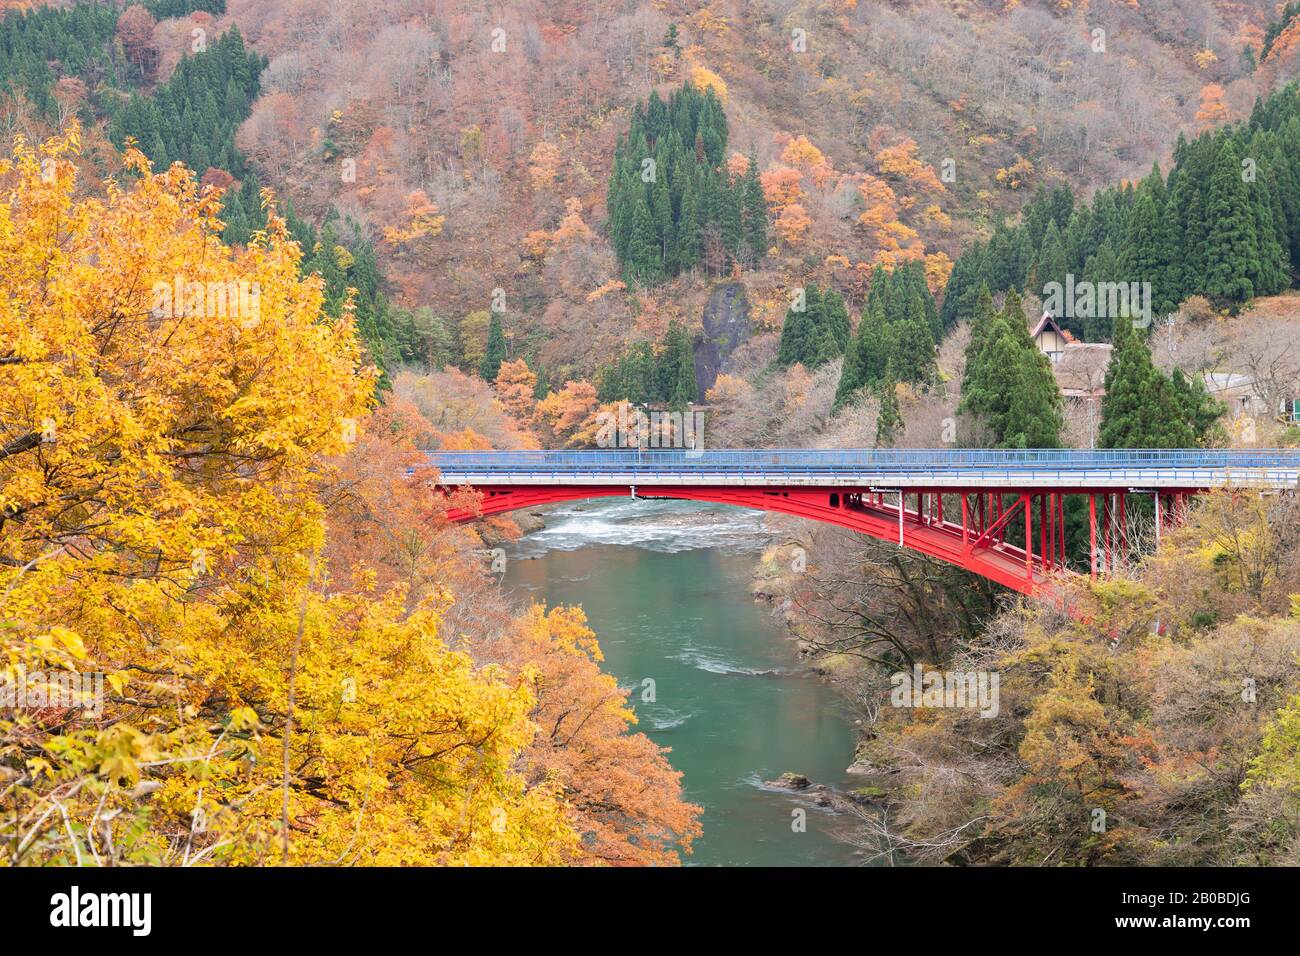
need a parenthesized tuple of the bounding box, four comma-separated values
(853, 492, 1300, 866)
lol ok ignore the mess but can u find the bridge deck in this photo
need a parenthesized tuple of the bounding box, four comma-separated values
(426, 449, 1300, 490)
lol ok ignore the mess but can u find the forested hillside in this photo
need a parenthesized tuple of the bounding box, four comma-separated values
(1, 0, 403, 381)
(941, 87, 1300, 339)
(3, 0, 1288, 396)
(208, 0, 1282, 382)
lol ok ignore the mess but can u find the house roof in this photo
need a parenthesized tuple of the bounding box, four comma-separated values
(1030, 311, 1077, 343)
(1204, 372, 1254, 392)
(1053, 342, 1112, 397)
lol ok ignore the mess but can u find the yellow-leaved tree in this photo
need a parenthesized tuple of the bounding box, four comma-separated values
(0, 127, 577, 865)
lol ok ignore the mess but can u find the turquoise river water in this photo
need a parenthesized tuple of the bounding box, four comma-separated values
(502, 498, 871, 866)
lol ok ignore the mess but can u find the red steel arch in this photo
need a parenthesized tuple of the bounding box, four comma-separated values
(441, 484, 1144, 596)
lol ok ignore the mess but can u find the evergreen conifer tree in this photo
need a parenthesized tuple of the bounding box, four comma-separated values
(960, 295, 1063, 448)
(479, 311, 507, 382)
(741, 153, 768, 266)
(624, 187, 664, 287)
(658, 321, 698, 408)
(874, 378, 904, 447)
(1201, 138, 1259, 302)
(886, 307, 937, 388)
(1122, 188, 1174, 317)
(776, 286, 820, 368)
(1099, 317, 1196, 448)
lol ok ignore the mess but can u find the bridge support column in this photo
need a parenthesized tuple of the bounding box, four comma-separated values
(1049, 495, 1056, 569)
(1024, 493, 1033, 580)
(1058, 494, 1067, 569)
(1119, 492, 1127, 565)
(1047, 493, 1057, 570)
(1089, 493, 1097, 581)
(1102, 494, 1112, 573)
(1039, 495, 1047, 573)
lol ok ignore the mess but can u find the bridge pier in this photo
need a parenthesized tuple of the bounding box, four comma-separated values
(1024, 493, 1033, 580)
(1039, 495, 1048, 574)
(1090, 493, 1098, 581)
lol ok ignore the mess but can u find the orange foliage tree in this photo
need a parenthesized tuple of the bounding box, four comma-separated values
(534, 379, 600, 446)
(552, 197, 594, 245)
(494, 358, 538, 425)
(528, 141, 563, 191)
(480, 606, 703, 865)
(780, 134, 834, 188)
(875, 137, 943, 192)
(1194, 83, 1229, 128)
(323, 393, 703, 865)
(382, 189, 445, 249)
(774, 203, 813, 247)
(760, 165, 806, 214)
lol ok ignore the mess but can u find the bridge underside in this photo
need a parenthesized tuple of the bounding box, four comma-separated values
(442, 484, 1198, 596)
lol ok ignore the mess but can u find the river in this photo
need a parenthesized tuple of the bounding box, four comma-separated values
(502, 497, 871, 866)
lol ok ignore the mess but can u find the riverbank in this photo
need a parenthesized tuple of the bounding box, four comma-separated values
(748, 529, 908, 801)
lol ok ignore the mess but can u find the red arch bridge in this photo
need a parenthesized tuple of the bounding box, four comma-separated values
(427, 449, 1300, 596)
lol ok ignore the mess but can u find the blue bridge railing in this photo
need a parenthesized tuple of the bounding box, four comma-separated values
(423, 448, 1300, 485)
(426, 447, 1300, 469)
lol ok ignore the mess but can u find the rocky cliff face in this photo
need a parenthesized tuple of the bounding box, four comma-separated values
(693, 282, 750, 402)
